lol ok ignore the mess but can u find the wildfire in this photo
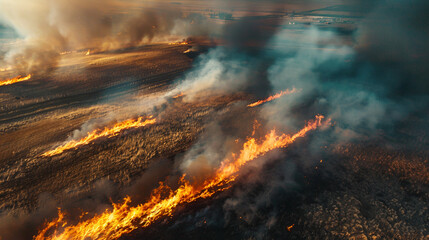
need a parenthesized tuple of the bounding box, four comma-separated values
(247, 88, 298, 107)
(42, 116, 156, 157)
(35, 115, 328, 240)
(173, 92, 184, 98)
(0, 74, 32, 87)
(168, 41, 188, 45)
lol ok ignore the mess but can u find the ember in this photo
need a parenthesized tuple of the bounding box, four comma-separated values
(42, 116, 156, 157)
(0, 74, 32, 87)
(247, 88, 299, 107)
(35, 115, 328, 240)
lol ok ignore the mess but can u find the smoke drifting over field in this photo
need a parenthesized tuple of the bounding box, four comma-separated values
(0, 0, 212, 74)
(0, 0, 428, 239)
(163, 0, 429, 235)
(177, 0, 429, 133)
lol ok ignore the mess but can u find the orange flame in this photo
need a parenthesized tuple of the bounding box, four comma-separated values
(85, 50, 91, 56)
(0, 74, 32, 87)
(168, 41, 188, 45)
(42, 116, 156, 157)
(247, 88, 298, 107)
(251, 119, 261, 136)
(287, 224, 294, 231)
(34, 115, 328, 240)
(172, 92, 184, 98)
(36, 209, 66, 238)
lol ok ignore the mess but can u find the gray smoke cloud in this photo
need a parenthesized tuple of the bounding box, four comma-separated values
(161, 0, 429, 235)
(0, 0, 114, 74)
(1, 0, 428, 239)
(0, 0, 213, 75)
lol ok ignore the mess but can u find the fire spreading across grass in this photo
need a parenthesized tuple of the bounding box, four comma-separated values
(42, 116, 156, 157)
(168, 40, 189, 45)
(35, 115, 329, 240)
(247, 88, 299, 107)
(0, 74, 32, 87)
(172, 92, 184, 98)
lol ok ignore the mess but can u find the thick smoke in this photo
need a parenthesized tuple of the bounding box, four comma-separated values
(355, 0, 429, 95)
(0, 0, 114, 74)
(165, 0, 429, 235)
(1, 0, 428, 239)
(0, 0, 211, 75)
(172, 8, 285, 99)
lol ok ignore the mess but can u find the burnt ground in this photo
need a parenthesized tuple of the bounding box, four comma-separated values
(0, 43, 428, 239)
(0, 17, 428, 240)
(124, 117, 429, 240)
(0, 43, 200, 213)
(0, 43, 257, 240)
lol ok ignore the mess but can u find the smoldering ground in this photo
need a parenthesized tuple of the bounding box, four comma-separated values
(126, 0, 429, 238)
(0, 159, 174, 240)
(1, 0, 428, 239)
(0, 100, 256, 239)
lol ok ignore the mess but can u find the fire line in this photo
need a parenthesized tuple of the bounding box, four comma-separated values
(42, 116, 156, 157)
(173, 92, 184, 98)
(168, 41, 188, 45)
(0, 74, 32, 87)
(35, 115, 328, 240)
(247, 88, 298, 107)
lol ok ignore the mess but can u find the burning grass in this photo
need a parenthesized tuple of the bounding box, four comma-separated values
(247, 88, 298, 107)
(168, 41, 189, 45)
(0, 74, 32, 87)
(42, 116, 156, 157)
(34, 115, 329, 240)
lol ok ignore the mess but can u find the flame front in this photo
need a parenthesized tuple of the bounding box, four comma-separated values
(35, 115, 328, 240)
(168, 41, 188, 45)
(42, 116, 156, 157)
(247, 88, 298, 107)
(172, 92, 184, 98)
(0, 74, 32, 87)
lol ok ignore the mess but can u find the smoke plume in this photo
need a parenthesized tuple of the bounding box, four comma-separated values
(159, 0, 429, 235)
(1, 0, 428, 239)
(0, 0, 212, 75)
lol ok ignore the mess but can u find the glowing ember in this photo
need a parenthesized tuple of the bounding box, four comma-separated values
(86, 49, 91, 56)
(173, 92, 184, 98)
(35, 115, 328, 240)
(168, 41, 188, 45)
(251, 119, 261, 136)
(287, 224, 294, 231)
(0, 74, 32, 87)
(247, 88, 298, 107)
(42, 116, 156, 157)
(36, 210, 66, 239)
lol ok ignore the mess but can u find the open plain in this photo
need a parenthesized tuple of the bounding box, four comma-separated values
(0, 1, 428, 239)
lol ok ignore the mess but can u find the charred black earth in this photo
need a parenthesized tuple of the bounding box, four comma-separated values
(0, 2, 428, 240)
